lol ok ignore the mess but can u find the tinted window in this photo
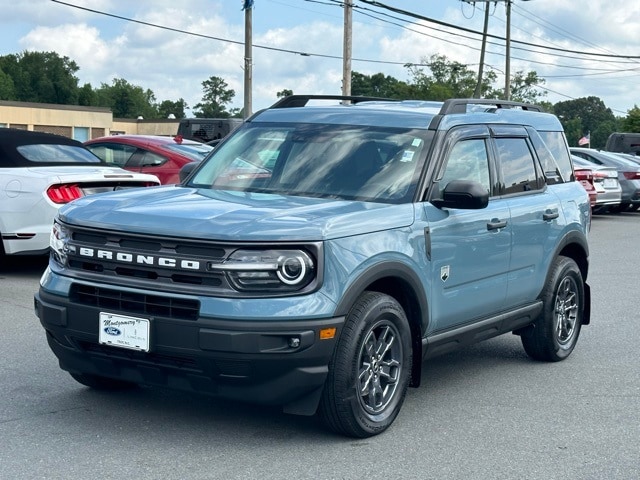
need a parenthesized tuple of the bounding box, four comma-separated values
(16, 144, 102, 164)
(86, 143, 136, 167)
(495, 138, 540, 194)
(537, 131, 573, 182)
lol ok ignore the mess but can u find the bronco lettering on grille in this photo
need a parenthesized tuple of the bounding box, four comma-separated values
(74, 246, 201, 270)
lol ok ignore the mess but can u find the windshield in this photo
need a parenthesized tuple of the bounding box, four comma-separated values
(165, 142, 214, 161)
(188, 122, 429, 203)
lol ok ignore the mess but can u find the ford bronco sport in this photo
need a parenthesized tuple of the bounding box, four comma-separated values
(35, 96, 591, 438)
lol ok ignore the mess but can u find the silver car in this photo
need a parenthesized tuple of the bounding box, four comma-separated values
(572, 155, 622, 213)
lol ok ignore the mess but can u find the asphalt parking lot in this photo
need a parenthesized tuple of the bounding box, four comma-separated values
(0, 211, 639, 480)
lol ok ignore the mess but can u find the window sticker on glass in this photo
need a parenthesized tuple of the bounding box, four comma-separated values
(401, 150, 415, 162)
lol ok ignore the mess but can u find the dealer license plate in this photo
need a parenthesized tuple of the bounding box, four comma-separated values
(99, 312, 150, 352)
(603, 178, 617, 188)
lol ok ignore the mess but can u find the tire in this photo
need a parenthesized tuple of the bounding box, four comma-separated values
(318, 291, 412, 438)
(521, 256, 584, 362)
(69, 372, 138, 390)
(609, 203, 628, 213)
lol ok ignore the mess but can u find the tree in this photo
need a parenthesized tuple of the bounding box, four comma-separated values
(94, 78, 158, 118)
(158, 99, 188, 119)
(554, 96, 618, 148)
(621, 106, 640, 132)
(0, 67, 15, 100)
(0, 51, 80, 105)
(351, 72, 411, 98)
(405, 54, 494, 100)
(501, 71, 546, 105)
(277, 89, 293, 98)
(193, 76, 235, 118)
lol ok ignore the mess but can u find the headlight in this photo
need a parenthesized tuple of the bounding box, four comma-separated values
(212, 249, 315, 292)
(50, 220, 70, 265)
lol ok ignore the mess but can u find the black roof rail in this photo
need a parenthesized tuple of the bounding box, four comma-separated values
(439, 98, 543, 114)
(270, 95, 398, 109)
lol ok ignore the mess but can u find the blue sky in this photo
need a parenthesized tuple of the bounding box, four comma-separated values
(1, 0, 639, 117)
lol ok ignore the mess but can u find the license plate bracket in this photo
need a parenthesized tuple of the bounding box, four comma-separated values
(99, 312, 150, 352)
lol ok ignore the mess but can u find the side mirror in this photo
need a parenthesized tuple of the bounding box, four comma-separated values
(431, 179, 489, 210)
(179, 161, 199, 183)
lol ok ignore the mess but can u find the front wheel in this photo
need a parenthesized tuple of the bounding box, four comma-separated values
(318, 291, 412, 438)
(521, 256, 584, 362)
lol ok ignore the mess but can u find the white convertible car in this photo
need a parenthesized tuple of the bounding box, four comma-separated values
(0, 128, 160, 259)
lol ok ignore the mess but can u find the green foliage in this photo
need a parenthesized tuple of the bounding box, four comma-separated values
(277, 89, 293, 98)
(621, 105, 640, 132)
(504, 71, 546, 105)
(158, 99, 188, 119)
(0, 51, 80, 104)
(94, 78, 158, 118)
(0, 67, 15, 100)
(193, 76, 235, 118)
(554, 96, 618, 148)
(351, 72, 411, 99)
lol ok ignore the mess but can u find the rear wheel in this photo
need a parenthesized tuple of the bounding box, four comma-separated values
(318, 291, 412, 438)
(521, 256, 584, 362)
(70, 372, 138, 390)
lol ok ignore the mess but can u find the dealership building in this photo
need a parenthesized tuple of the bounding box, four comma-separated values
(0, 100, 179, 141)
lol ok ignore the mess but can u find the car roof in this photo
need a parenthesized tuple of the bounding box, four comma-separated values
(85, 135, 202, 146)
(0, 128, 100, 168)
(251, 96, 562, 132)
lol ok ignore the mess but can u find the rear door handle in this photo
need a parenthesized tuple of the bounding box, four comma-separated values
(487, 219, 508, 231)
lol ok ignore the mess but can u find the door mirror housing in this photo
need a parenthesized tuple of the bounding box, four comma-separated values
(431, 180, 489, 210)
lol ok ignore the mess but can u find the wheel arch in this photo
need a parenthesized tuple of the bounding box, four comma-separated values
(547, 230, 591, 325)
(334, 261, 429, 387)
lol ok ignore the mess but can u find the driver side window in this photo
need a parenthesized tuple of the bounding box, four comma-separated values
(439, 139, 491, 194)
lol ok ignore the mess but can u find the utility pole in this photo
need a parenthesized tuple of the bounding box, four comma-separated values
(461, 0, 532, 101)
(342, 0, 353, 98)
(474, 2, 490, 98)
(504, 0, 512, 100)
(243, 0, 253, 118)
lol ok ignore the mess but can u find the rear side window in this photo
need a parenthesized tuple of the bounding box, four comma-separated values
(16, 144, 102, 164)
(86, 143, 136, 167)
(536, 131, 573, 182)
(495, 138, 542, 194)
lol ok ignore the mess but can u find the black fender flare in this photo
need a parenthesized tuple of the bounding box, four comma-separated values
(333, 261, 429, 388)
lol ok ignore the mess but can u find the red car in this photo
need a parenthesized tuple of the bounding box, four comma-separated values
(84, 135, 214, 184)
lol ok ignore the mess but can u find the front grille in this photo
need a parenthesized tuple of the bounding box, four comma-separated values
(71, 284, 200, 320)
(65, 227, 234, 295)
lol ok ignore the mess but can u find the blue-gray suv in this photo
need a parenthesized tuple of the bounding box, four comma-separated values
(35, 96, 591, 437)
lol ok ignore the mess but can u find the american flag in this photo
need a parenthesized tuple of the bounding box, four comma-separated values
(578, 133, 590, 146)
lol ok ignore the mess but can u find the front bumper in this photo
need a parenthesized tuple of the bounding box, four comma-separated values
(34, 288, 344, 415)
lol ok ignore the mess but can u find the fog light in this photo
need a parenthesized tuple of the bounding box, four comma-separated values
(288, 337, 301, 348)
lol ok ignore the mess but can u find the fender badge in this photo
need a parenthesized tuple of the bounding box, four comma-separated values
(441, 265, 450, 282)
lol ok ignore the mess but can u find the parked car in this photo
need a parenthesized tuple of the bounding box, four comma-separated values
(570, 147, 640, 212)
(0, 128, 160, 260)
(84, 135, 214, 184)
(571, 157, 597, 208)
(572, 156, 622, 213)
(36, 96, 591, 438)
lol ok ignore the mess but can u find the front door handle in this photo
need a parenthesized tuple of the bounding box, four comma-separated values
(543, 209, 560, 221)
(487, 219, 508, 231)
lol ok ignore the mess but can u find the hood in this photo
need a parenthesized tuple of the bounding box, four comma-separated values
(59, 186, 416, 241)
